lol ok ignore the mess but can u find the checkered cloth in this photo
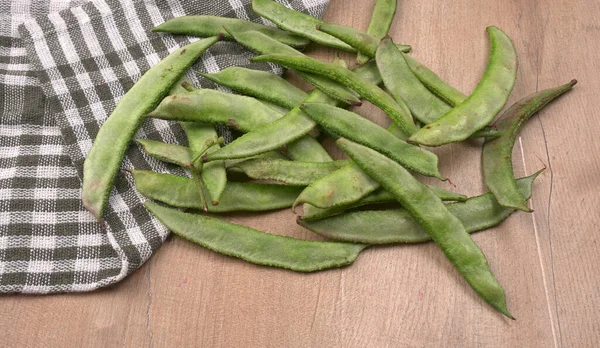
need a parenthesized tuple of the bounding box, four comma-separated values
(0, 0, 328, 294)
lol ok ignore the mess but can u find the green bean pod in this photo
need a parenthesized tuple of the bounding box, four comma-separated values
(203, 61, 384, 164)
(251, 0, 355, 52)
(225, 28, 360, 106)
(293, 163, 380, 210)
(130, 170, 302, 212)
(144, 89, 283, 132)
(299, 171, 542, 242)
(198, 67, 308, 109)
(357, 0, 397, 64)
(315, 23, 466, 107)
(135, 139, 192, 167)
(145, 201, 367, 272)
(482, 80, 576, 211)
(471, 127, 501, 139)
(376, 38, 451, 124)
(300, 103, 444, 179)
(252, 53, 417, 136)
(285, 136, 333, 163)
(228, 159, 350, 186)
(403, 55, 467, 107)
(301, 186, 467, 221)
(180, 122, 227, 205)
(337, 138, 514, 319)
(82, 36, 220, 220)
(152, 15, 309, 48)
(408, 27, 517, 146)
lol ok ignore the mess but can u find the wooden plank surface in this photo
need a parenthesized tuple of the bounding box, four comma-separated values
(1, 0, 599, 347)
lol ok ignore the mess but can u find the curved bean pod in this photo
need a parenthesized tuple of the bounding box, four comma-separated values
(293, 163, 380, 210)
(143, 89, 283, 132)
(204, 61, 383, 164)
(130, 170, 302, 212)
(337, 138, 514, 319)
(403, 55, 467, 107)
(225, 28, 360, 106)
(198, 67, 308, 109)
(408, 27, 517, 146)
(251, 0, 355, 52)
(145, 201, 367, 272)
(135, 139, 192, 167)
(301, 186, 467, 221)
(252, 53, 417, 136)
(180, 122, 227, 205)
(300, 103, 444, 179)
(376, 38, 451, 124)
(482, 80, 576, 211)
(152, 15, 309, 48)
(229, 158, 350, 186)
(299, 171, 542, 242)
(82, 36, 220, 219)
(315, 23, 466, 106)
(357, 0, 397, 64)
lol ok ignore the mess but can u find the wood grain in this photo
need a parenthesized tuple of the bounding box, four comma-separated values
(2, 0, 599, 347)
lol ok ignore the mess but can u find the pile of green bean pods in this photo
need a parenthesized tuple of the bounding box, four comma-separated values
(82, 0, 576, 318)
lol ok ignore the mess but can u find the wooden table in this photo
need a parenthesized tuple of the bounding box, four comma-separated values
(2, 0, 599, 346)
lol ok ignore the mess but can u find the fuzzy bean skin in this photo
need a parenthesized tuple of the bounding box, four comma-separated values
(408, 27, 517, 146)
(135, 139, 192, 167)
(145, 201, 367, 272)
(152, 15, 309, 48)
(144, 89, 283, 132)
(225, 29, 360, 106)
(229, 159, 350, 186)
(300, 103, 443, 179)
(82, 37, 219, 220)
(301, 186, 467, 220)
(376, 38, 451, 124)
(293, 163, 380, 210)
(130, 170, 302, 212)
(198, 67, 308, 109)
(403, 55, 467, 107)
(252, 54, 416, 136)
(357, 0, 397, 64)
(251, 0, 355, 52)
(337, 138, 513, 319)
(299, 171, 541, 242)
(483, 80, 576, 211)
(180, 122, 227, 205)
(285, 137, 333, 163)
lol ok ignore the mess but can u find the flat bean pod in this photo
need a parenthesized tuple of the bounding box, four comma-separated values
(144, 89, 283, 132)
(152, 15, 309, 48)
(300, 103, 444, 179)
(198, 67, 308, 109)
(131, 170, 302, 212)
(408, 27, 517, 146)
(135, 138, 192, 167)
(293, 163, 380, 210)
(82, 36, 220, 219)
(145, 201, 367, 272)
(337, 138, 513, 319)
(482, 80, 576, 211)
(315, 23, 466, 106)
(357, 0, 397, 64)
(376, 38, 451, 124)
(285, 136, 333, 163)
(229, 158, 350, 186)
(225, 28, 360, 106)
(301, 186, 467, 221)
(180, 122, 227, 205)
(251, 0, 355, 52)
(204, 61, 383, 164)
(252, 53, 417, 136)
(299, 171, 542, 242)
(403, 55, 468, 107)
